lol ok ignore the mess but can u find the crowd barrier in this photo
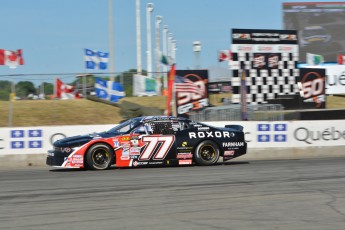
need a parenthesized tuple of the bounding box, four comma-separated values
(0, 120, 344, 167)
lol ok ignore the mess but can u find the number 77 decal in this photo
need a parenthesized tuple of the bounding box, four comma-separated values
(139, 136, 175, 161)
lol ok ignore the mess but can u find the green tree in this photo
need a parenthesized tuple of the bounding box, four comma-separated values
(16, 81, 37, 98)
(0, 80, 11, 100)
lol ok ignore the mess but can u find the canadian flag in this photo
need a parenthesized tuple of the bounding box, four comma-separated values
(55, 78, 81, 99)
(0, 49, 24, 68)
(338, 54, 345, 65)
(218, 50, 232, 62)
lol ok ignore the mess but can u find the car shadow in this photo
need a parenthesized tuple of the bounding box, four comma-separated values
(49, 161, 250, 172)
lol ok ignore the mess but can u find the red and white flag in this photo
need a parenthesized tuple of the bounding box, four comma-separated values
(218, 50, 232, 62)
(55, 78, 81, 99)
(0, 49, 24, 68)
(338, 54, 345, 65)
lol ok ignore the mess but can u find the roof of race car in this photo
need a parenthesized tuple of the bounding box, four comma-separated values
(139, 116, 189, 123)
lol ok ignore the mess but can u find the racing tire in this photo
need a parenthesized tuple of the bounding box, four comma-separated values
(194, 140, 220, 166)
(85, 143, 114, 170)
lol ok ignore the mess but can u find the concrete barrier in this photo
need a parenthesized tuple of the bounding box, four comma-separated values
(0, 120, 344, 169)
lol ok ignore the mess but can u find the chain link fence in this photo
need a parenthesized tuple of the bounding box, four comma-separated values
(189, 104, 284, 121)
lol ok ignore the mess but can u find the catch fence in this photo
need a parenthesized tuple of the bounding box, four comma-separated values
(189, 104, 284, 121)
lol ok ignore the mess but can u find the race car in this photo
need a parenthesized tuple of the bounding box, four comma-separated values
(46, 116, 247, 170)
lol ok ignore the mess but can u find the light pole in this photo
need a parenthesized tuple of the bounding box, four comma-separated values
(146, 3, 154, 78)
(162, 25, 169, 91)
(108, 0, 115, 81)
(168, 33, 173, 60)
(136, 0, 142, 75)
(193, 41, 201, 69)
(171, 39, 177, 63)
(155, 15, 162, 95)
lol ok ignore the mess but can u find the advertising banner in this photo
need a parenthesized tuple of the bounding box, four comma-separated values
(283, 2, 345, 63)
(298, 68, 326, 108)
(232, 29, 298, 45)
(304, 65, 345, 94)
(175, 70, 209, 116)
(133, 74, 157, 96)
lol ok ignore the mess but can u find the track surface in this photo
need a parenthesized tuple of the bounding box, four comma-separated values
(1, 158, 345, 230)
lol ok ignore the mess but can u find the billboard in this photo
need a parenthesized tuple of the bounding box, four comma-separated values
(174, 70, 209, 116)
(133, 74, 156, 96)
(230, 29, 299, 105)
(298, 68, 326, 108)
(283, 2, 345, 63)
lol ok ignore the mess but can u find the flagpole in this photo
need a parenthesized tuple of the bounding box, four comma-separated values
(109, 0, 115, 81)
(8, 81, 14, 127)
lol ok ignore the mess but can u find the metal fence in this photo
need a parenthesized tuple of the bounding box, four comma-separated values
(189, 104, 284, 121)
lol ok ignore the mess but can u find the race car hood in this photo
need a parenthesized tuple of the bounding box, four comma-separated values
(53, 131, 118, 148)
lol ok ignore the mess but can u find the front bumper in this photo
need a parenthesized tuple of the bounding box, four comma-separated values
(46, 150, 69, 167)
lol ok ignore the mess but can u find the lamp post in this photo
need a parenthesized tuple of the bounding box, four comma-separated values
(171, 39, 177, 63)
(193, 41, 201, 69)
(163, 25, 168, 90)
(136, 0, 142, 75)
(108, 0, 115, 81)
(146, 3, 154, 78)
(155, 15, 162, 95)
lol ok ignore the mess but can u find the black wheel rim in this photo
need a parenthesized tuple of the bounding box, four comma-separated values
(200, 145, 216, 162)
(92, 148, 110, 168)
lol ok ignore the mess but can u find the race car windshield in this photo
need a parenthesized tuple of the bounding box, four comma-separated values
(107, 118, 141, 134)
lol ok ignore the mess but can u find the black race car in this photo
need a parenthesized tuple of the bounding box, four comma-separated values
(46, 116, 247, 170)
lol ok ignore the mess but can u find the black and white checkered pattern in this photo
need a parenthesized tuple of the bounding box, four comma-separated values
(230, 52, 300, 104)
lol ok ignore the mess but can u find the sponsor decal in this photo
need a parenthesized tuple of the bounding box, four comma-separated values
(130, 147, 141, 155)
(120, 156, 130, 160)
(268, 54, 279, 69)
(133, 161, 148, 167)
(179, 159, 192, 165)
(182, 141, 188, 147)
(121, 136, 130, 141)
(122, 147, 130, 156)
(114, 141, 120, 147)
(253, 54, 266, 69)
(148, 161, 164, 165)
(222, 142, 244, 147)
(71, 155, 83, 164)
(176, 152, 193, 159)
(188, 131, 232, 139)
(233, 33, 251, 40)
(198, 127, 210, 131)
(224, 150, 235, 156)
(280, 34, 297, 41)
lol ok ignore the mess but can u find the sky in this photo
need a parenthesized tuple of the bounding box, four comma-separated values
(1, 0, 321, 85)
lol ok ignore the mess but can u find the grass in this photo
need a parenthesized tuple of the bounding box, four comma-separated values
(0, 94, 344, 127)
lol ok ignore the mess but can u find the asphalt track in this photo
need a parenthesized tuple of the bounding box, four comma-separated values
(1, 157, 345, 230)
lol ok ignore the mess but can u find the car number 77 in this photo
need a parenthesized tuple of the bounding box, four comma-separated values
(139, 136, 175, 161)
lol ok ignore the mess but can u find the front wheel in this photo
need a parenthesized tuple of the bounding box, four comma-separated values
(85, 143, 114, 170)
(194, 140, 220, 166)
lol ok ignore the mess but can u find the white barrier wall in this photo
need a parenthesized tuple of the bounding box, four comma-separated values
(0, 120, 344, 155)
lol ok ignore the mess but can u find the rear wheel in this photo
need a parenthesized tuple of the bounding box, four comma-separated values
(86, 143, 114, 170)
(194, 140, 220, 166)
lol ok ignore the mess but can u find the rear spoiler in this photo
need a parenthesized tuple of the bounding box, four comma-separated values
(225, 125, 243, 132)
